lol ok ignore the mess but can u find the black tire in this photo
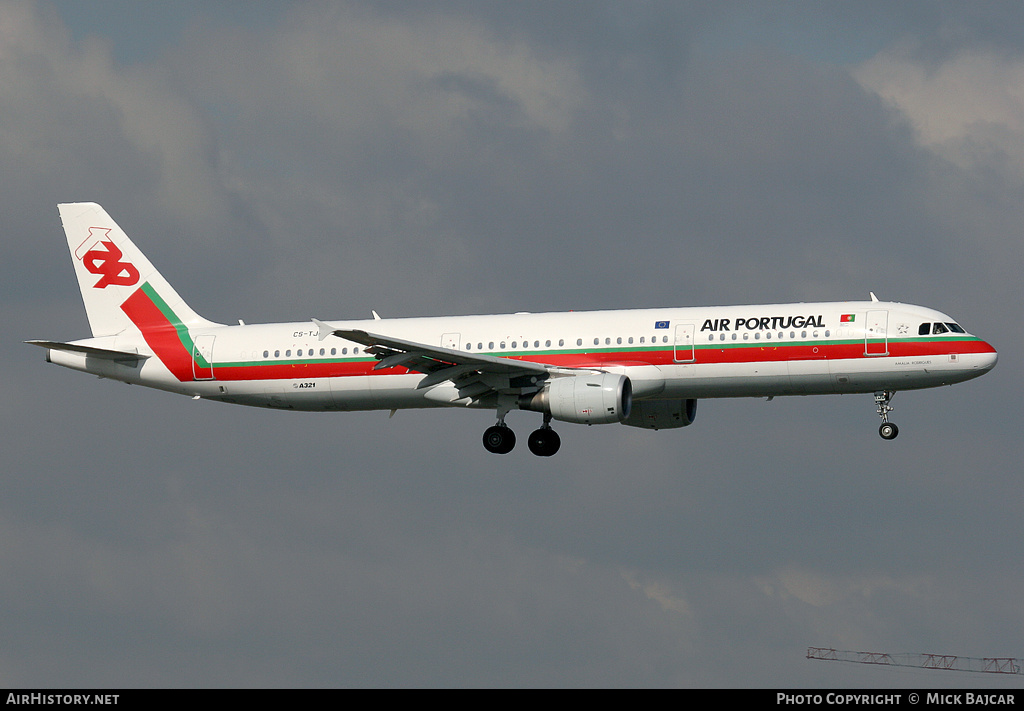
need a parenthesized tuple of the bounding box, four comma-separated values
(483, 425, 516, 454)
(879, 422, 899, 440)
(527, 428, 561, 457)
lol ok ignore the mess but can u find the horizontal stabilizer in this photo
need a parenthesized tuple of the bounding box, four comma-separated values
(25, 340, 150, 363)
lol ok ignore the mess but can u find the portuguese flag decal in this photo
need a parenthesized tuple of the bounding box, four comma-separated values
(840, 314, 856, 323)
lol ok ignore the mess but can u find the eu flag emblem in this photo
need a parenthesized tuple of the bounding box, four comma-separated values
(655, 321, 669, 329)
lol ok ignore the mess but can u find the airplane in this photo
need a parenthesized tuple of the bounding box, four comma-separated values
(28, 203, 997, 456)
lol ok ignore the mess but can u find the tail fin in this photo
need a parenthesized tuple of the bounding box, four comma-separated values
(58, 202, 220, 337)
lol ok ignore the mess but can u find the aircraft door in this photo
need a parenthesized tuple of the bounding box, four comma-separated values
(192, 334, 215, 380)
(441, 333, 461, 350)
(865, 310, 889, 356)
(673, 324, 695, 363)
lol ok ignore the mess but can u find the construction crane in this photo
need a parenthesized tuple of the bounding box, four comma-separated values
(807, 647, 1022, 675)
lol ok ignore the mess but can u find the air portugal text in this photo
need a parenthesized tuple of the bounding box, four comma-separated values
(701, 314, 825, 332)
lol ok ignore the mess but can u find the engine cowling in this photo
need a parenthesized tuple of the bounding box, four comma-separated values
(622, 398, 697, 430)
(525, 374, 632, 425)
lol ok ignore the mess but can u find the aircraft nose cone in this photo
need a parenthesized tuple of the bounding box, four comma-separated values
(979, 348, 998, 371)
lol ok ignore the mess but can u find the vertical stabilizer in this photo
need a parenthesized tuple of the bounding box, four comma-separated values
(58, 202, 220, 337)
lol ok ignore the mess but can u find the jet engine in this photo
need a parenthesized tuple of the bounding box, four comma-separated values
(523, 373, 632, 425)
(622, 398, 697, 430)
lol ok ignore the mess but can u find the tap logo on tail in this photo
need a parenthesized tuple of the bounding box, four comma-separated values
(77, 227, 140, 289)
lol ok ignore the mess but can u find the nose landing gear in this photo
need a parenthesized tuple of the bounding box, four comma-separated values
(874, 391, 899, 440)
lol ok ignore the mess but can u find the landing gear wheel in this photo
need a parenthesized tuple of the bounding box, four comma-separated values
(527, 427, 561, 457)
(879, 422, 899, 440)
(483, 425, 516, 454)
(873, 391, 899, 441)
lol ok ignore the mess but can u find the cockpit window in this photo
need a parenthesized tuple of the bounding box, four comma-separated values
(918, 323, 930, 336)
(946, 322, 966, 334)
(932, 322, 948, 335)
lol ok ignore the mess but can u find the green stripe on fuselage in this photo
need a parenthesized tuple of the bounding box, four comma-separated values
(139, 282, 211, 368)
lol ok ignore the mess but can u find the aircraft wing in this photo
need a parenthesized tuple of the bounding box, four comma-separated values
(312, 319, 565, 394)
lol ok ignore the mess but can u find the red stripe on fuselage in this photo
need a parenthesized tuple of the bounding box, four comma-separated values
(120, 288, 195, 381)
(206, 338, 994, 382)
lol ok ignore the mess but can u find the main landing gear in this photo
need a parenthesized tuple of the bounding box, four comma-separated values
(482, 423, 516, 454)
(527, 415, 561, 457)
(874, 390, 899, 440)
(482, 413, 561, 456)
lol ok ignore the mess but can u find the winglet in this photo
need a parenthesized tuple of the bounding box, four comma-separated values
(312, 318, 335, 341)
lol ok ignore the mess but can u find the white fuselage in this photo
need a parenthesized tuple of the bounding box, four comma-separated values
(48, 299, 997, 413)
(36, 202, 998, 452)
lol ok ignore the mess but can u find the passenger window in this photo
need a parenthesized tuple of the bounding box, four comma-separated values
(263, 350, 269, 358)
(558, 339, 563, 347)
(500, 342, 506, 349)
(594, 338, 600, 346)
(488, 342, 494, 350)
(754, 333, 760, 340)
(320, 348, 325, 356)
(742, 333, 749, 340)
(331, 348, 336, 356)
(511, 341, 517, 349)
(577, 339, 582, 346)
(640, 337, 645, 344)
(932, 323, 948, 335)
(663, 335, 668, 343)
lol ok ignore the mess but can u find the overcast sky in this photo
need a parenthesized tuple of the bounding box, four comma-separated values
(2, 1, 1022, 688)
